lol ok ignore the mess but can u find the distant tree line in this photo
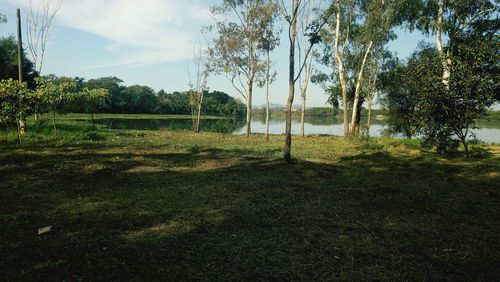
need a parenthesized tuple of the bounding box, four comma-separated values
(61, 76, 246, 116)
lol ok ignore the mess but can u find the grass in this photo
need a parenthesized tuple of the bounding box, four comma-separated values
(1, 118, 499, 281)
(486, 110, 500, 121)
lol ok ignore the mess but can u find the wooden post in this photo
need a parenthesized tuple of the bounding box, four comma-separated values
(17, 9, 23, 83)
(17, 8, 26, 135)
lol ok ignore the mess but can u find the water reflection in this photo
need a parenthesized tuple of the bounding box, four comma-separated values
(94, 118, 246, 134)
(88, 117, 500, 143)
(240, 116, 387, 137)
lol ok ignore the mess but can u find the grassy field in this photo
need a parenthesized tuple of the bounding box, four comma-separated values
(1, 117, 499, 281)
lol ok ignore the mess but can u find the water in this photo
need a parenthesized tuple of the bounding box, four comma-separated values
(90, 116, 500, 143)
(233, 118, 387, 137)
(95, 118, 246, 134)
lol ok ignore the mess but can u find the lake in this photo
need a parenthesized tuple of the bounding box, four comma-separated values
(91, 116, 500, 143)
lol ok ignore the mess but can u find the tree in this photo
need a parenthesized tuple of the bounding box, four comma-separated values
(329, 0, 356, 136)
(297, 0, 322, 138)
(188, 46, 211, 132)
(0, 13, 6, 24)
(84, 77, 126, 113)
(0, 79, 32, 143)
(33, 77, 76, 132)
(280, 0, 329, 162)
(425, 21, 499, 154)
(26, 0, 62, 74)
(381, 30, 498, 154)
(77, 88, 110, 128)
(364, 48, 383, 137)
(0, 36, 38, 88)
(318, 0, 399, 136)
(379, 51, 427, 139)
(211, 0, 275, 137)
(401, 0, 499, 153)
(202, 90, 246, 116)
(35, 75, 82, 120)
(121, 85, 157, 114)
(258, 0, 280, 141)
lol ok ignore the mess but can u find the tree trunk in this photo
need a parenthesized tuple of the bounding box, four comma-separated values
(2, 128, 7, 143)
(300, 55, 312, 138)
(196, 91, 204, 133)
(52, 111, 57, 133)
(18, 120, 26, 135)
(350, 41, 373, 135)
(300, 93, 306, 138)
(460, 128, 470, 155)
(334, 9, 350, 136)
(191, 98, 196, 129)
(366, 71, 378, 138)
(352, 98, 363, 136)
(284, 0, 298, 162)
(265, 47, 270, 141)
(16, 119, 22, 144)
(462, 138, 469, 155)
(246, 79, 253, 138)
(436, 0, 451, 89)
(367, 93, 373, 137)
(91, 112, 95, 129)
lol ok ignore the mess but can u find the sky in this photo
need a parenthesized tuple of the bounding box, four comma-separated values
(0, 0, 433, 108)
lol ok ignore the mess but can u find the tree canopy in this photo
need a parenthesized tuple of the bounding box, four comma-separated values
(0, 36, 38, 87)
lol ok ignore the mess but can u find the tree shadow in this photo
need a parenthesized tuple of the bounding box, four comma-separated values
(0, 148, 499, 281)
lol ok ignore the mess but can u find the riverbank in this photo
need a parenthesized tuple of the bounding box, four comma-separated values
(1, 121, 499, 280)
(42, 113, 231, 120)
(13, 113, 499, 143)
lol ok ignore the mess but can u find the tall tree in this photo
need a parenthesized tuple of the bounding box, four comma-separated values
(188, 45, 211, 133)
(318, 0, 399, 136)
(258, 0, 280, 141)
(280, 0, 329, 162)
(297, 0, 323, 138)
(211, 0, 274, 137)
(26, 0, 62, 74)
(364, 48, 383, 137)
(330, 0, 354, 136)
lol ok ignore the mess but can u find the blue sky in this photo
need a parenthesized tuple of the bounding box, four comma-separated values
(0, 0, 433, 107)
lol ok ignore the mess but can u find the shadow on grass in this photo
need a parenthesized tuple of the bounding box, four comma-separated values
(0, 148, 499, 281)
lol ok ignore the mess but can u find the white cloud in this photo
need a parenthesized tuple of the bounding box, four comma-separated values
(5, 0, 212, 68)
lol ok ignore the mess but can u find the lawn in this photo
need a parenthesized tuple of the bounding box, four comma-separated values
(1, 118, 499, 281)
